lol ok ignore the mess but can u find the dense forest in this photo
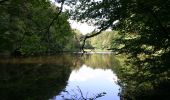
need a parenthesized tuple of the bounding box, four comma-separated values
(0, 0, 170, 100)
(0, 0, 82, 56)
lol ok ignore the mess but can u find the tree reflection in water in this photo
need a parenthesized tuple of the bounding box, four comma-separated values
(56, 86, 106, 100)
(0, 55, 73, 100)
(0, 54, 168, 100)
(114, 55, 170, 100)
(54, 54, 120, 100)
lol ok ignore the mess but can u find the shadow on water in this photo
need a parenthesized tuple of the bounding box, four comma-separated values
(114, 55, 170, 100)
(0, 54, 169, 100)
(0, 55, 75, 100)
(0, 54, 121, 100)
(53, 54, 121, 100)
(0, 63, 72, 100)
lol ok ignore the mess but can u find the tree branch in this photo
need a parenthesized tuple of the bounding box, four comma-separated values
(81, 24, 112, 52)
(45, 0, 65, 53)
(46, 1, 64, 34)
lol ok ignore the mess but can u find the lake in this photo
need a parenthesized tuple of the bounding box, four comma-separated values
(54, 64, 120, 100)
(0, 54, 121, 100)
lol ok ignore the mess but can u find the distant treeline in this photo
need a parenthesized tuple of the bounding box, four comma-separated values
(84, 31, 120, 51)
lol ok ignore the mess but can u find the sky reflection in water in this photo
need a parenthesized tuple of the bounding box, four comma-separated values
(54, 64, 120, 100)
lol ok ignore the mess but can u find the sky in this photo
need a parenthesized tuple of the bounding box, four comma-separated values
(69, 20, 95, 35)
(50, 0, 116, 34)
(50, 0, 96, 34)
(55, 64, 120, 100)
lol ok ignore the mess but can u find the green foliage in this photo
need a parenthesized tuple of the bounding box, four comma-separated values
(71, 29, 83, 51)
(68, 0, 170, 99)
(20, 35, 46, 55)
(0, 54, 118, 100)
(85, 31, 117, 50)
(0, 0, 77, 56)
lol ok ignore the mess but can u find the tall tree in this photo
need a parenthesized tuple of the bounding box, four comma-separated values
(0, 0, 76, 55)
(67, 0, 170, 99)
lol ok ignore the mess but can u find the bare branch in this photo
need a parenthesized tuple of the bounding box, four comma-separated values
(77, 86, 85, 99)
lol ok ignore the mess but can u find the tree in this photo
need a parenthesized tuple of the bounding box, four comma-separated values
(87, 31, 116, 50)
(67, 0, 170, 99)
(0, 0, 76, 56)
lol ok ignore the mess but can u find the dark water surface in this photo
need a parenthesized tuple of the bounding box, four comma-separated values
(0, 54, 121, 100)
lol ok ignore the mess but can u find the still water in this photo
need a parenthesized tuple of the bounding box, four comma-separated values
(0, 54, 121, 100)
(54, 65, 120, 100)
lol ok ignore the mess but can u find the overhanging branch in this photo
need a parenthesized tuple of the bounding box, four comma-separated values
(45, 0, 65, 52)
(81, 24, 112, 52)
(46, 1, 65, 34)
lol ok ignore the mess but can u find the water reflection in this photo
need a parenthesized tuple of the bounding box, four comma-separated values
(55, 64, 120, 100)
(0, 61, 72, 100)
(0, 54, 121, 100)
